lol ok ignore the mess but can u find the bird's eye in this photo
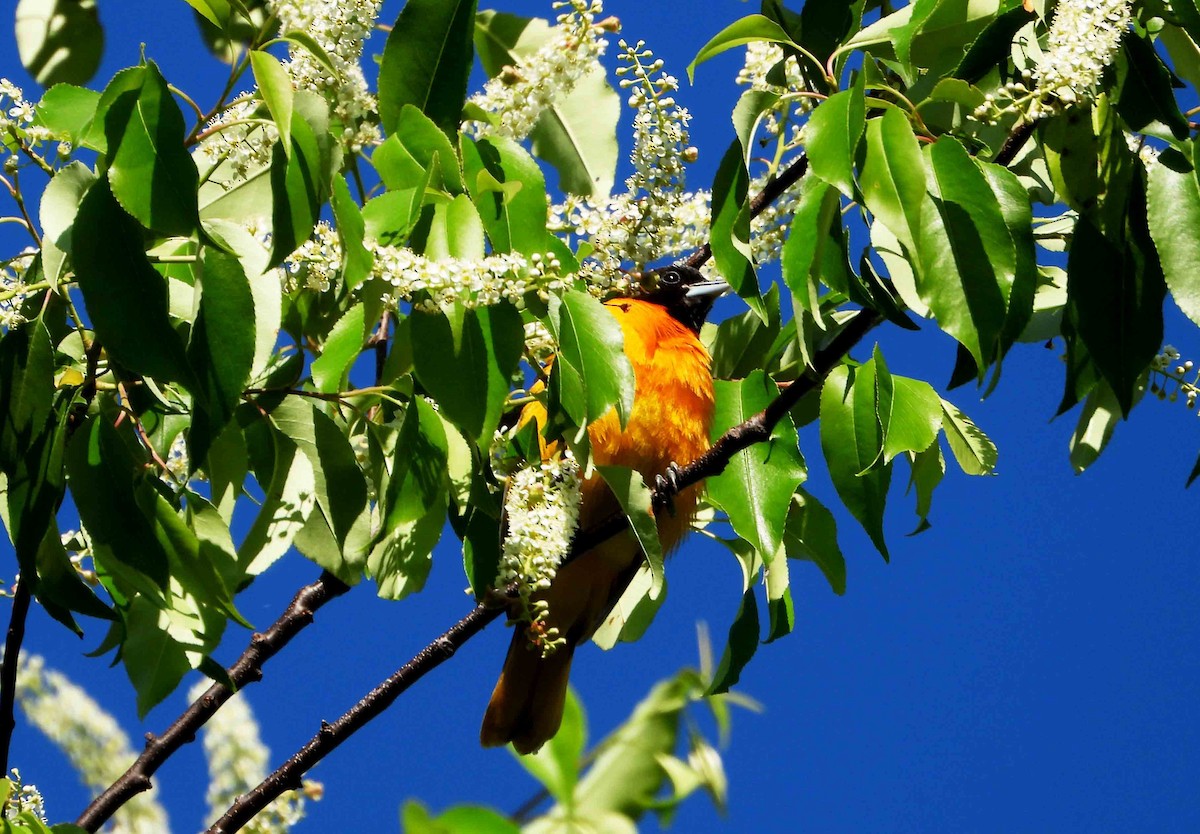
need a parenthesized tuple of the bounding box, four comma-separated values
(659, 269, 682, 286)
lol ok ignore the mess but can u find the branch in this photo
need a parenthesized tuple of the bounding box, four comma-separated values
(75, 571, 351, 833)
(202, 307, 883, 834)
(682, 153, 810, 271)
(205, 601, 503, 834)
(0, 578, 32, 777)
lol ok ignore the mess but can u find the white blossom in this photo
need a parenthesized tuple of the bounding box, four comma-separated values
(0, 249, 36, 331)
(468, 0, 613, 141)
(373, 246, 567, 311)
(15, 655, 169, 834)
(735, 41, 814, 139)
(283, 221, 343, 292)
(3, 769, 46, 822)
(1033, 0, 1131, 111)
(197, 0, 382, 185)
(194, 682, 317, 834)
(498, 453, 582, 654)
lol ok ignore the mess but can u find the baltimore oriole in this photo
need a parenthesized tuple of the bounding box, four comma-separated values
(481, 264, 727, 754)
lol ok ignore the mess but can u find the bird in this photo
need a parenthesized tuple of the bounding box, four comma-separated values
(480, 263, 728, 754)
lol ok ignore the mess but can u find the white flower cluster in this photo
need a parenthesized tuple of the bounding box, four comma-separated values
(272, 0, 381, 152)
(1126, 132, 1159, 169)
(283, 221, 342, 292)
(468, 0, 613, 141)
(374, 247, 567, 311)
(550, 168, 803, 275)
(498, 453, 582, 654)
(576, 40, 695, 286)
(0, 79, 60, 168)
(197, 0, 382, 182)
(735, 41, 814, 140)
(0, 249, 36, 331)
(194, 682, 317, 834)
(1033, 0, 1131, 110)
(3, 769, 45, 823)
(973, 0, 1132, 123)
(15, 655, 169, 834)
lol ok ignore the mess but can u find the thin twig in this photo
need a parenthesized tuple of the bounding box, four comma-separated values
(0, 578, 32, 779)
(75, 571, 351, 832)
(202, 308, 883, 834)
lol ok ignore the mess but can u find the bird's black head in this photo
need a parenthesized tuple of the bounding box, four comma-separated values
(638, 264, 730, 333)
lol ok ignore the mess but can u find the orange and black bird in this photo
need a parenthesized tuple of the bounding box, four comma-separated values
(480, 264, 728, 754)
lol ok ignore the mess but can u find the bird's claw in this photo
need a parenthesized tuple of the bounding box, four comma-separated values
(652, 461, 683, 517)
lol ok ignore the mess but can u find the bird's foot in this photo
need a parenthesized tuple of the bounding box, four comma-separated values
(652, 461, 683, 517)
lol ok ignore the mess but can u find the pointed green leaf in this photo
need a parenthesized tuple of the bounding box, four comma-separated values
(706, 371, 807, 560)
(547, 291, 635, 429)
(378, 0, 477, 136)
(783, 490, 845, 595)
(939, 398, 997, 475)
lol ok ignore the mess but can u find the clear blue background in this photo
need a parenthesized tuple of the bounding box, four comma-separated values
(3, 2, 1199, 832)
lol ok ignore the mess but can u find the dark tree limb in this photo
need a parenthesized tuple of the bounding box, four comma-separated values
(75, 571, 351, 833)
(202, 307, 883, 834)
(0, 578, 32, 778)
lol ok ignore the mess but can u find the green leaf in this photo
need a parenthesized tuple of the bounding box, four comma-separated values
(706, 372, 806, 561)
(595, 465, 663, 592)
(474, 10, 619, 197)
(884, 375, 942, 462)
(782, 178, 841, 323)
(15, 0, 102, 86)
(592, 563, 666, 649)
(939, 398, 997, 475)
(687, 14, 799, 83)
(820, 364, 892, 559)
(547, 291, 635, 429)
(122, 597, 192, 717)
(905, 0, 1003, 75)
(331, 176, 373, 288)
(378, 0, 477, 137)
(376, 104, 465, 193)
(370, 398, 449, 599)
(34, 526, 114, 629)
(311, 302, 366, 394)
(38, 160, 94, 286)
(1069, 379, 1127, 474)
(953, 3, 1037, 83)
(34, 83, 100, 144)
(515, 689, 586, 803)
(783, 490, 845, 595)
(66, 417, 169, 591)
(710, 138, 762, 319)
(1066, 206, 1165, 415)
(917, 136, 1013, 372)
(860, 109, 927, 257)
(1116, 34, 1189, 141)
(188, 248, 256, 464)
(250, 50, 294, 147)
(182, 0, 230, 27)
(269, 92, 335, 267)
(410, 302, 523, 446)
(73, 179, 194, 386)
(805, 86, 865, 198)
(763, 551, 793, 643)
(272, 400, 372, 580)
(704, 285, 782, 380)
(1148, 146, 1200, 329)
(906, 443, 945, 533)
(102, 61, 200, 236)
(709, 589, 759, 695)
(237, 417, 317, 575)
(402, 802, 520, 834)
(570, 674, 701, 819)
(461, 135, 549, 256)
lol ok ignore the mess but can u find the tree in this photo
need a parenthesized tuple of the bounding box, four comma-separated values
(0, 0, 1198, 831)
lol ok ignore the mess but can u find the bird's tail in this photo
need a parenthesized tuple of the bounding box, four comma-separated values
(480, 626, 575, 755)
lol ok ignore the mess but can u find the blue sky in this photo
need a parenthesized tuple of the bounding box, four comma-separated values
(4, 1, 1200, 832)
